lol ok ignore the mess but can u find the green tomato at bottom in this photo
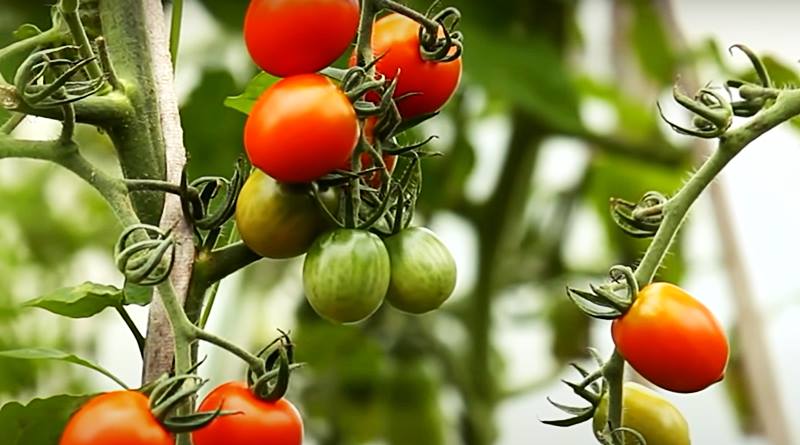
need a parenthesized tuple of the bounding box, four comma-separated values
(593, 382, 690, 445)
(302, 229, 390, 323)
(384, 227, 456, 314)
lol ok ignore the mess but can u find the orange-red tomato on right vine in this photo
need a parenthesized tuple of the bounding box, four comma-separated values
(611, 282, 729, 393)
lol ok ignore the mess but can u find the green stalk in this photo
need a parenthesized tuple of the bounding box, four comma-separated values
(354, 0, 379, 73)
(602, 351, 625, 444)
(59, 0, 104, 80)
(600, 89, 800, 441)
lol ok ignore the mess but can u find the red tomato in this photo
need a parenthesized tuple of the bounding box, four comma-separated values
(59, 391, 173, 445)
(351, 13, 462, 119)
(245, 74, 358, 183)
(244, 0, 360, 77)
(612, 282, 729, 393)
(192, 381, 302, 445)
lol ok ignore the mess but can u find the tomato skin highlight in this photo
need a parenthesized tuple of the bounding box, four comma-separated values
(244, 0, 360, 77)
(384, 227, 456, 314)
(612, 282, 729, 393)
(593, 382, 690, 445)
(244, 74, 358, 183)
(59, 391, 173, 445)
(235, 169, 333, 259)
(303, 229, 390, 323)
(352, 13, 462, 119)
(192, 381, 302, 445)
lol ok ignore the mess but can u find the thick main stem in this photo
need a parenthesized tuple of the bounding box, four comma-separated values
(96, 0, 196, 387)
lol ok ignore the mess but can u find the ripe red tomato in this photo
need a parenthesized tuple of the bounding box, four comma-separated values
(59, 391, 173, 445)
(245, 74, 358, 183)
(244, 0, 360, 77)
(352, 13, 462, 119)
(612, 282, 729, 393)
(193, 381, 302, 445)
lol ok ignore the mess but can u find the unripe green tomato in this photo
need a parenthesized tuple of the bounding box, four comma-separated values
(593, 382, 690, 445)
(302, 229, 390, 323)
(235, 169, 333, 259)
(383, 227, 456, 314)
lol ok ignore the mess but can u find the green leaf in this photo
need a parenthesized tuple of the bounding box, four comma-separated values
(223, 71, 279, 115)
(0, 348, 128, 389)
(23, 282, 123, 318)
(0, 394, 91, 445)
(123, 281, 152, 306)
(12, 24, 42, 40)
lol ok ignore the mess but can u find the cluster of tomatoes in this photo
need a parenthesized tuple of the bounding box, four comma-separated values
(60, 2, 464, 444)
(236, 0, 463, 324)
(592, 282, 729, 444)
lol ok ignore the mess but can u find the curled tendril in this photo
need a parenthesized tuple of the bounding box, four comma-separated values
(729, 44, 771, 88)
(246, 331, 302, 402)
(419, 7, 463, 63)
(147, 370, 235, 434)
(566, 264, 637, 320)
(608, 265, 639, 302)
(183, 158, 246, 231)
(114, 224, 175, 286)
(610, 191, 667, 238)
(13, 46, 106, 108)
(658, 84, 732, 139)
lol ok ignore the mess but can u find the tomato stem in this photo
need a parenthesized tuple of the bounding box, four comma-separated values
(115, 305, 146, 357)
(354, 0, 379, 74)
(634, 88, 800, 287)
(59, 0, 105, 82)
(602, 350, 625, 445)
(380, 0, 440, 38)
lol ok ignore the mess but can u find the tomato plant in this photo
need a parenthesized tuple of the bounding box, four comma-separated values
(302, 229, 390, 323)
(612, 282, 729, 393)
(384, 227, 456, 314)
(193, 381, 302, 445)
(236, 169, 334, 259)
(244, 0, 360, 77)
(59, 391, 173, 445)
(353, 13, 463, 119)
(244, 73, 359, 183)
(593, 382, 690, 445)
